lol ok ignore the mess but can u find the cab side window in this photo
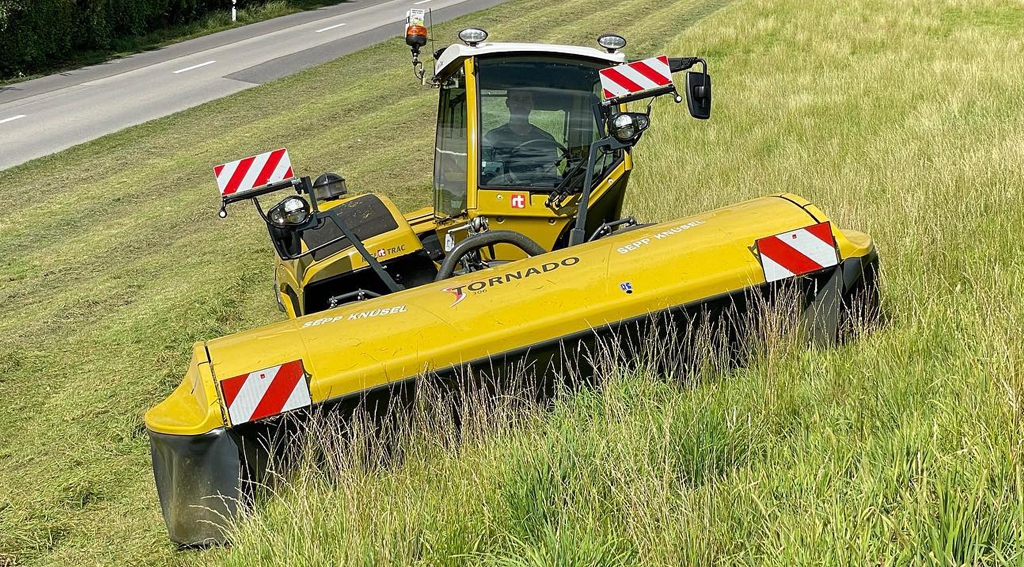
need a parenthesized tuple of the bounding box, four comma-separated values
(433, 69, 468, 218)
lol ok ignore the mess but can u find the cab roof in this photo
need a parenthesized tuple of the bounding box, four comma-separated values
(433, 42, 626, 79)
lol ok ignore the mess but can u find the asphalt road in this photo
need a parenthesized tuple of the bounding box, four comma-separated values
(0, 0, 509, 171)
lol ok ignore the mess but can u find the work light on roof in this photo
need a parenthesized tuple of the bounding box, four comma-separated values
(597, 34, 627, 53)
(458, 28, 488, 46)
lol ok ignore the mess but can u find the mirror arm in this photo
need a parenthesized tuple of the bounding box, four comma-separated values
(696, 59, 709, 98)
(668, 57, 699, 73)
(568, 136, 631, 247)
(219, 176, 305, 218)
(601, 85, 676, 107)
(298, 176, 321, 213)
(319, 208, 404, 293)
(253, 196, 268, 223)
(668, 57, 710, 104)
(567, 138, 604, 247)
(220, 176, 302, 206)
(668, 57, 707, 75)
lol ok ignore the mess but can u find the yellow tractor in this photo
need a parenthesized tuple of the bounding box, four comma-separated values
(213, 26, 716, 318)
(146, 26, 879, 545)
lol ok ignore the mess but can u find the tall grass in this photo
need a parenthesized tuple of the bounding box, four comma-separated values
(194, 0, 1024, 564)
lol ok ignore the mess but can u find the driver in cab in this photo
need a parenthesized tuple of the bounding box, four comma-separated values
(482, 89, 560, 185)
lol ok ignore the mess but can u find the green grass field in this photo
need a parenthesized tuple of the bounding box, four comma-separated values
(1, 0, 1023, 565)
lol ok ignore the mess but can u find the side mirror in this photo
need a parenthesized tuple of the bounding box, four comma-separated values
(685, 71, 712, 120)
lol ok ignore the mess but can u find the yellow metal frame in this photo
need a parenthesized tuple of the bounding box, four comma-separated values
(146, 193, 876, 436)
(465, 57, 480, 213)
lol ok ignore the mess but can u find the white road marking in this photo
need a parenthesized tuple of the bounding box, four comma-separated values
(413, 0, 432, 4)
(315, 22, 347, 33)
(173, 60, 216, 74)
(0, 115, 26, 125)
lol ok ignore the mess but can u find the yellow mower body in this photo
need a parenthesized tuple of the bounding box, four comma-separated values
(147, 193, 877, 544)
(149, 194, 873, 438)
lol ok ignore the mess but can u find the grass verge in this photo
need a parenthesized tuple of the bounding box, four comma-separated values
(1, 0, 1023, 565)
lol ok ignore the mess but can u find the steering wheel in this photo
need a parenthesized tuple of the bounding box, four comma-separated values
(506, 138, 568, 185)
(435, 230, 547, 281)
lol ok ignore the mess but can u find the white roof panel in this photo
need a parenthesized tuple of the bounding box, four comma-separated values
(433, 42, 626, 78)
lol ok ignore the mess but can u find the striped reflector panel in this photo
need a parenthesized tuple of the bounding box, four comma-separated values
(755, 222, 839, 283)
(214, 148, 294, 196)
(599, 55, 673, 100)
(219, 360, 311, 426)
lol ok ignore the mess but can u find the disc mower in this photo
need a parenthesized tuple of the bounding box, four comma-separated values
(145, 22, 879, 545)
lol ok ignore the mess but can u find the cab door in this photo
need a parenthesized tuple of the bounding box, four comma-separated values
(432, 63, 474, 255)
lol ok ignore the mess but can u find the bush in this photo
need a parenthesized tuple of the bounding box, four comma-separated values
(0, 1, 77, 78)
(0, 0, 246, 79)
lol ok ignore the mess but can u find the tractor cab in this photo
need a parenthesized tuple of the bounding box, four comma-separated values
(213, 25, 711, 319)
(427, 39, 632, 257)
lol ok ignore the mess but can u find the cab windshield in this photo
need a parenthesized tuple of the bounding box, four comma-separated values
(477, 56, 615, 189)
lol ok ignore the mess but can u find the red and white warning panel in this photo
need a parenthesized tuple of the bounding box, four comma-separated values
(599, 55, 673, 100)
(214, 148, 293, 197)
(755, 222, 839, 283)
(219, 360, 311, 426)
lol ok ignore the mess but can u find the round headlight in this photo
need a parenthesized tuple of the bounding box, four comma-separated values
(611, 113, 636, 141)
(597, 34, 627, 53)
(269, 196, 310, 228)
(458, 28, 488, 46)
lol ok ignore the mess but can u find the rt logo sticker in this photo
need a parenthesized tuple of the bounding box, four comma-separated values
(510, 193, 527, 209)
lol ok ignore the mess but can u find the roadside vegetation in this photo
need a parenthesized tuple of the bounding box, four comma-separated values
(0, 0, 348, 83)
(0, 0, 1022, 565)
